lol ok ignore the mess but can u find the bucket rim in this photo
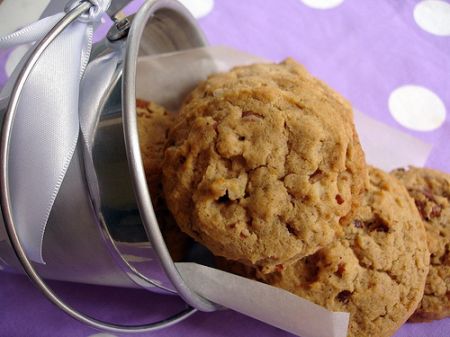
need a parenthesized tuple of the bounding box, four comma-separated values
(122, 0, 219, 312)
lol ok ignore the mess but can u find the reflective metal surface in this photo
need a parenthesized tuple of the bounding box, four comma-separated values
(0, 0, 213, 294)
(0, 0, 221, 332)
(122, 0, 219, 312)
(0, 0, 203, 333)
(91, 68, 179, 294)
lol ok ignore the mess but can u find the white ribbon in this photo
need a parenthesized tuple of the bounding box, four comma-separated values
(0, 0, 111, 263)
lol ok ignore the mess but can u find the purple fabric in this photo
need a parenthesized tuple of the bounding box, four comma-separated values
(0, 0, 449, 336)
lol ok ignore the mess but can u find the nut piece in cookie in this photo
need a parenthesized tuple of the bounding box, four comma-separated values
(137, 99, 190, 261)
(221, 167, 429, 337)
(163, 59, 367, 272)
(392, 166, 450, 322)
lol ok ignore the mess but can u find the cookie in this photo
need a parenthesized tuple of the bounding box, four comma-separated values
(163, 59, 367, 271)
(391, 166, 450, 322)
(137, 99, 190, 261)
(137, 98, 174, 197)
(221, 167, 429, 337)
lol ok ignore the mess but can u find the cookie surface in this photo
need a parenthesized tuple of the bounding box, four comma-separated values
(137, 98, 174, 195)
(226, 167, 429, 337)
(163, 59, 366, 271)
(137, 99, 189, 261)
(392, 166, 450, 322)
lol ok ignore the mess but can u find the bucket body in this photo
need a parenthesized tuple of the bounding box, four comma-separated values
(0, 0, 210, 301)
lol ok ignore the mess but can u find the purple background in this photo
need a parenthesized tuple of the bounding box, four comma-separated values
(0, 0, 449, 336)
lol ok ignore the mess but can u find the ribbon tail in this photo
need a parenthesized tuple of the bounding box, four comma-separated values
(8, 20, 93, 263)
(3, 0, 111, 263)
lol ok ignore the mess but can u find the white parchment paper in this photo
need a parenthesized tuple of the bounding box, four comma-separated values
(136, 46, 432, 337)
(176, 263, 349, 337)
(353, 110, 431, 171)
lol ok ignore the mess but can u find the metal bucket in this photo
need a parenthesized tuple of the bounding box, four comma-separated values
(0, 0, 219, 333)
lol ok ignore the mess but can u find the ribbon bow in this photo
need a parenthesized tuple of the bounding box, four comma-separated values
(0, 0, 111, 263)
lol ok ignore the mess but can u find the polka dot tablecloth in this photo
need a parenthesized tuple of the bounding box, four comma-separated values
(0, 0, 449, 336)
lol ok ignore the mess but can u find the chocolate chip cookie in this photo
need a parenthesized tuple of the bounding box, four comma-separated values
(162, 59, 367, 271)
(137, 99, 189, 261)
(222, 167, 429, 337)
(392, 166, 450, 322)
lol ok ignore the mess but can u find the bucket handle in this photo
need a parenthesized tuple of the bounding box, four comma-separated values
(0, 1, 196, 333)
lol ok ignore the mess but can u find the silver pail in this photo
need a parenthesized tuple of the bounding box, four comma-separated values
(0, 0, 219, 333)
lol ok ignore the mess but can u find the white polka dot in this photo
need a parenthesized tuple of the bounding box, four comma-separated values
(389, 85, 446, 131)
(87, 334, 117, 337)
(5, 45, 29, 77)
(178, 0, 214, 18)
(301, 0, 344, 10)
(414, 0, 450, 36)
